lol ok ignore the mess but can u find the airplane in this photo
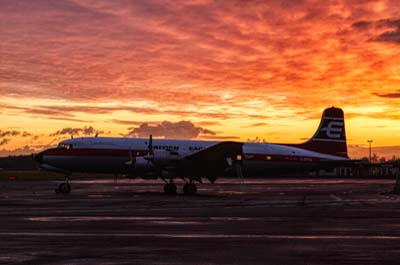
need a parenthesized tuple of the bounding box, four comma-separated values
(35, 107, 350, 195)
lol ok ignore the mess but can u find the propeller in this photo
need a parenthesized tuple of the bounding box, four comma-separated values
(148, 134, 153, 153)
(125, 149, 136, 165)
(126, 134, 153, 166)
(144, 134, 154, 162)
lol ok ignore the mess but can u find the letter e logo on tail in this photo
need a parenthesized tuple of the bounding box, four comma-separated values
(321, 121, 343, 139)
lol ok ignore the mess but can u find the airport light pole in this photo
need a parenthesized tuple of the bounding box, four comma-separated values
(367, 140, 373, 163)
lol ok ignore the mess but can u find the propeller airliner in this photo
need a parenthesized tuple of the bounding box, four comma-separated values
(35, 107, 350, 195)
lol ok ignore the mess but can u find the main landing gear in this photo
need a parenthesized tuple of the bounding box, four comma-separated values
(56, 175, 71, 194)
(183, 182, 197, 195)
(163, 182, 177, 195)
(162, 179, 198, 195)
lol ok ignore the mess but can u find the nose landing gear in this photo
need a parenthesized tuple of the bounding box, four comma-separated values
(55, 175, 71, 194)
(163, 182, 177, 195)
(57, 182, 71, 194)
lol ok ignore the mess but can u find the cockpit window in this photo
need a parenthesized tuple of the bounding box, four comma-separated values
(58, 143, 73, 150)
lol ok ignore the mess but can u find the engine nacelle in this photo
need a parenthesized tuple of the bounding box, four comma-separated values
(151, 150, 181, 166)
(125, 150, 181, 176)
(131, 157, 154, 171)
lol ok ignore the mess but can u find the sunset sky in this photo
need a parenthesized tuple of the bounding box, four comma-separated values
(1, 0, 399, 158)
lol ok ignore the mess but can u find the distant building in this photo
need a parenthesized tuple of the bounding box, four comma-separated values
(311, 162, 400, 178)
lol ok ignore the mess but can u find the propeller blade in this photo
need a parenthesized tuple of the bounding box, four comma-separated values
(148, 134, 153, 155)
(144, 134, 155, 163)
(125, 150, 135, 165)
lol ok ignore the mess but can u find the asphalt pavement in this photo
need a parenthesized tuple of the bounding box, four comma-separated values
(1, 177, 399, 264)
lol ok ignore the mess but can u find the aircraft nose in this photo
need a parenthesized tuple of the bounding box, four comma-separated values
(34, 152, 44, 163)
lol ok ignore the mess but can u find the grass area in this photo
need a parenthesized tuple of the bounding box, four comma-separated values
(0, 170, 116, 181)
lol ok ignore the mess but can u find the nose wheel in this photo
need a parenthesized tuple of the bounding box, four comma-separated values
(55, 175, 71, 194)
(57, 182, 71, 194)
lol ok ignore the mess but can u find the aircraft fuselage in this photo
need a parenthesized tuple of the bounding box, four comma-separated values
(36, 137, 346, 178)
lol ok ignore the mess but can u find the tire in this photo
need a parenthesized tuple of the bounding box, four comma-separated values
(183, 183, 197, 195)
(59, 183, 71, 194)
(163, 183, 177, 195)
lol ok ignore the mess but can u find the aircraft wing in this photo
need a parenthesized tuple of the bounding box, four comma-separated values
(176, 141, 244, 181)
(184, 141, 243, 162)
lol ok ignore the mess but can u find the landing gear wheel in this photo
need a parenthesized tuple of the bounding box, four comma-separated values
(58, 183, 71, 194)
(183, 183, 197, 195)
(163, 183, 177, 195)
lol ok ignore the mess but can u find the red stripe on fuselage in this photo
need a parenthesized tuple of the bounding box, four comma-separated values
(43, 148, 148, 157)
(243, 154, 327, 163)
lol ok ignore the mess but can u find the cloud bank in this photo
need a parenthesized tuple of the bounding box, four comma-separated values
(125, 120, 216, 139)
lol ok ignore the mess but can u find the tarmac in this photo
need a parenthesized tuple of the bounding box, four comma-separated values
(1, 177, 400, 264)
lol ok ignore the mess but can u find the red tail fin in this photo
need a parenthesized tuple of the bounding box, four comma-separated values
(292, 107, 348, 158)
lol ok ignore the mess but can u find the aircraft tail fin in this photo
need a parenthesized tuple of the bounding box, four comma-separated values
(292, 107, 348, 158)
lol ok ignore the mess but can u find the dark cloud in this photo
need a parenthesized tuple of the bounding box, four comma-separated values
(50, 126, 104, 137)
(352, 21, 372, 29)
(196, 121, 221, 126)
(1, 103, 233, 120)
(109, 119, 147, 125)
(0, 145, 36, 157)
(0, 130, 20, 137)
(111, 118, 224, 132)
(0, 139, 10, 146)
(125, 120, 216, 139)
(0, 130, 33, 138)
(247, 122, 268, 127)
(21, 131, 32, 137)
(376, 30, 400, 43)
(373, 90, 400, 98)
(352, 17, 400, 44)
(377, 18, 400, 29)
(0, 103, 93, 122)
(197, 135, 240, 140)
(375, 18, 400, 43)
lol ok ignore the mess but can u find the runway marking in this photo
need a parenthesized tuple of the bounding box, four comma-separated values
(329, 194, 343, 202)
(150, 221, 206, 225)
(26, 216, 256, 222)
(27, 216, 172, 222)
(1, 232, 400, 240)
